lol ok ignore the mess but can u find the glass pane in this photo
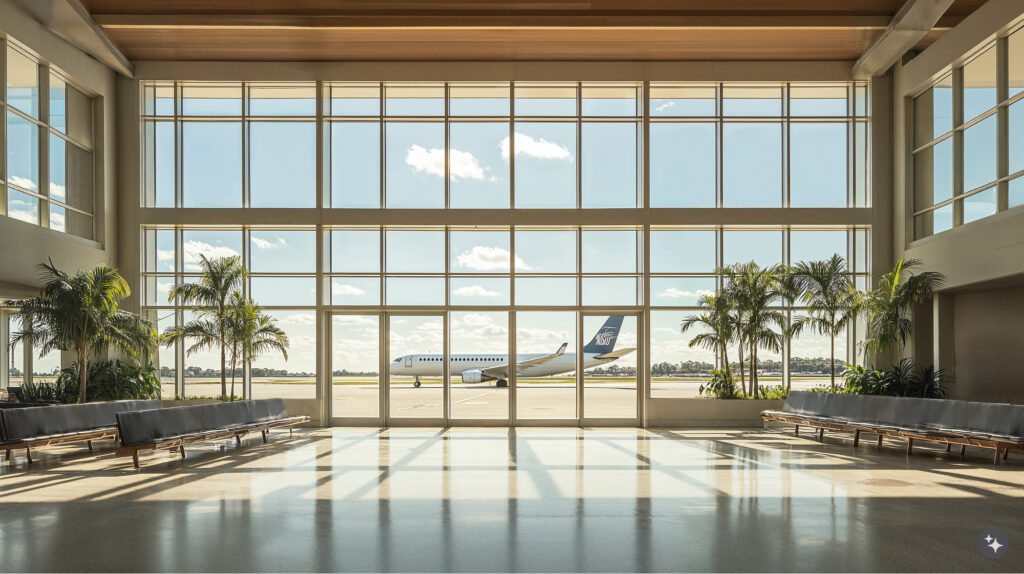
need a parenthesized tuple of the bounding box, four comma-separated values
(962, 188, 997, 224)
(514, 83, 576, 116)
(251, 310, 316, 399)
(143, 82, 174, 116)
(331, 277, 380, 306)
(790, 230, 848, 264)
(855, 121, 868, 207)
(7, 111, 39, 192)
(789, 329, 846, 391)
(331, 229, 380, 273)
(650, 277, 716, 306)
(148, 310, 176, 397)
(182, 309, 224, 398)
(332, 315, 380, 418)
(50, 74, 66, 133)
(1011, 29, 1024, 98)
(790, 123, 847, 207)
(143, 228, 176, 272)
(582, 315, 637, 418)
(581, 84, 637, 116)
(386, 229, 444, 273)
(49, 203, 67, 233)
(182, 122, 242, 207)
(450, 230, 511, 273)
(49, 133, 66, 202)
(515, 277, 576, 306)
(963, 47, 996, 122)
(330, 121, 380, 208)
(250, 229, 316, 272)
(385, 122, 445, 208)
(789, 85, 847, 116)
(388, 315, 443, 418)
(650, 230, 717, 273)
(449, 83, 509, 116)
(181, 83, 242, 116)
(723, 85, 782, 116)
(914, 74, 952, 145)
(330, 83, 380, 116)
(650, 122, 716, 208)
(963, 115, 997, 192)
(144, 121, 175, 207)
(1010, 176, 1024, 209)
(581, 122, 637, 208)
(934, 203, 953, 234)
(582, 229, 637, 273)
(249, 121, 316, 208)
(723, 122, 781, 207)
(181, 229, 243, 272)
(7, 46, 38, 118)
(582, 277, 637, 306)
(723, 230, 782, 267)
(248, 84, 316, 116)
(8, 188, 38, 224)
(515, 229, 576, 273)
(649, 85, 715, 117)
(450, 277, 509, 305)
(449, 312, 509, 419)
(516, 311, 576, 419)
(512, 122, 577, 208)
(914, 139, 953, 210)
(1010, 100, 1024, 175)
(385, 278, 445, 306)
(66, 144, 93, 214)
(385, 83, 444, 116)
(250, 277, 316, 306)
(854, 229, 869, 273)
(449, 122, 510, 208)
(141, 275, 173, 306)
(651, 310, 716, 398)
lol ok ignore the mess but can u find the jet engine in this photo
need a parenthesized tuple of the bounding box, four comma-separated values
(461, 370, 490, 384)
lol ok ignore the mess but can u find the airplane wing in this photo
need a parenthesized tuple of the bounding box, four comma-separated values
(593, 347, 636, 360)
(480, 342, 568, 379)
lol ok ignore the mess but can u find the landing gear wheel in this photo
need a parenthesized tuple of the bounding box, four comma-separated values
(413, 379, 422, 388)
(496, 380, 508, 388)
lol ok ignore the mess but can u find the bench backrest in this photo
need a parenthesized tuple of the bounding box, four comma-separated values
(0, 400, 163, 444)
(782, 391, 1024, 437)
(116, 399, 290, 447)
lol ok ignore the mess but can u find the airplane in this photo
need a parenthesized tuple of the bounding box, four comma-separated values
(389, 315, 635, 387)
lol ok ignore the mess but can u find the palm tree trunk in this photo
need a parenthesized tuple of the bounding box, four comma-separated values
(751, 343, 759, 399)
(721, 345, 732, 383)
(830, 336, 836, 391)
(229, 355, 237, 402)
(738, 344, 746, 395)
(219, 327, 227, 399)
(77, 340, 88, 403)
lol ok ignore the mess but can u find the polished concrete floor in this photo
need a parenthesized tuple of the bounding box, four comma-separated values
(1, 427, 1021, 572)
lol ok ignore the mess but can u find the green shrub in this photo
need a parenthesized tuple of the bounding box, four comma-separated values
(756, 384, 789, 400)
(699, 369, 739, 399)
(54, 359, 162, 403)
(20, 378, 80, 404)
(838, 360, 952, 399)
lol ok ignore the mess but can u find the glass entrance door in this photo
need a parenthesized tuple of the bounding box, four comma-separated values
(330, 313, 383, 424)
(387, 313, 446, 424)
(580, 313, 640, 423)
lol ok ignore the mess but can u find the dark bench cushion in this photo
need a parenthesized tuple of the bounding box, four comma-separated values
(0, 400, 162, 444)
(116, 399, 291, 447)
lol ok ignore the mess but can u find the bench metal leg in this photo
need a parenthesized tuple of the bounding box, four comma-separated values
(132, 451, 140, 470)
(4, 449, 10, 461)
(236, 435, 242, 446)
(87, 440, 94, 451)
(906, 438, 913, 455)
(179, 445, 186, 460)
(1004, 449, 1009, 461)
(25, 447, 32, 464)
(994, 448, 1001, 465)
(818, 428, 824, 441)
(945, 443, 951, 452)
(877, 435, 883, 447)
(262, 430, 269, 444)
(853, 430, 860, 447)
(794, 425, 799, 436)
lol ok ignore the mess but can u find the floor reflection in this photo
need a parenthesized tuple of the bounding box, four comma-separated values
(0, 427, 1021, 572)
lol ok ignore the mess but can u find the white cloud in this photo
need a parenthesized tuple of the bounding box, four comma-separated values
(654, 100, 675, 113)
(332, 283, 367, 296)
(275, 313, 317, 326)
(499, 132, 572, 162)
(49, 211, 66, 232)
(454, 246, 530, 271)
(157, 249, 174, 262)
(658, 288, 715, 299)
(405, 145, 487, 181)
(182, 240, 240, 272)
(252, 236, 287, 250)
(452, 285, 500, 298)
(9, 175, 37, 192)
(49, 182, 66, 201)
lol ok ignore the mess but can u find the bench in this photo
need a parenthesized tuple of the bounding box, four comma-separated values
(1, 400, 163, 464)
(115, 399, 310, 469)
(762, 391, 1024, 464)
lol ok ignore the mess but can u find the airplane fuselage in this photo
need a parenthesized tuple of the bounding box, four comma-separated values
(389, 352, 617, 379)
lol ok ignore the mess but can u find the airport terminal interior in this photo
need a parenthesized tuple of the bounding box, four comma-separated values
(1, 0, 1023, 571)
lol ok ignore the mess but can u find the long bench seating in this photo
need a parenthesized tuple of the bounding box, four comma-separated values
(115, 399, 310, 469)
(762, 391, 1024, 464)
(1, 400, 162, 463)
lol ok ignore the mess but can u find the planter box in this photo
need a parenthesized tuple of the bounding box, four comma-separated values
(647, 398, 783, 427)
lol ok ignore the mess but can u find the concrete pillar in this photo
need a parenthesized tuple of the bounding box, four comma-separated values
(933, 293, 955, 373)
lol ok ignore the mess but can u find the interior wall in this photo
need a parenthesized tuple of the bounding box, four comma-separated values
(952, 286, 1024, 403)
(0, 0, 117, 298)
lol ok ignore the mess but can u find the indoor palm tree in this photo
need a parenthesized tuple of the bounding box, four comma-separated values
(7, 260, 157, 403)
(792, 255, 859, 390)
(861, 258, 944, 362)
(721, 262, 788, 399)
(162, 255, 247, 399)
(225, 293, 289, 401)
(681, 293, 736, 384)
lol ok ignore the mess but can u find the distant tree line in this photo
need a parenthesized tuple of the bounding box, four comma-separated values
(648, 357, 844, 377)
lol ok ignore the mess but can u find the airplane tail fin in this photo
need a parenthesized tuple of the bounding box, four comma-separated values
(582, 316, 623, 355)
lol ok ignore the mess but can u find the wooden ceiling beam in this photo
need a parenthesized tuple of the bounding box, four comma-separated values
(853, 0, 957, 78)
